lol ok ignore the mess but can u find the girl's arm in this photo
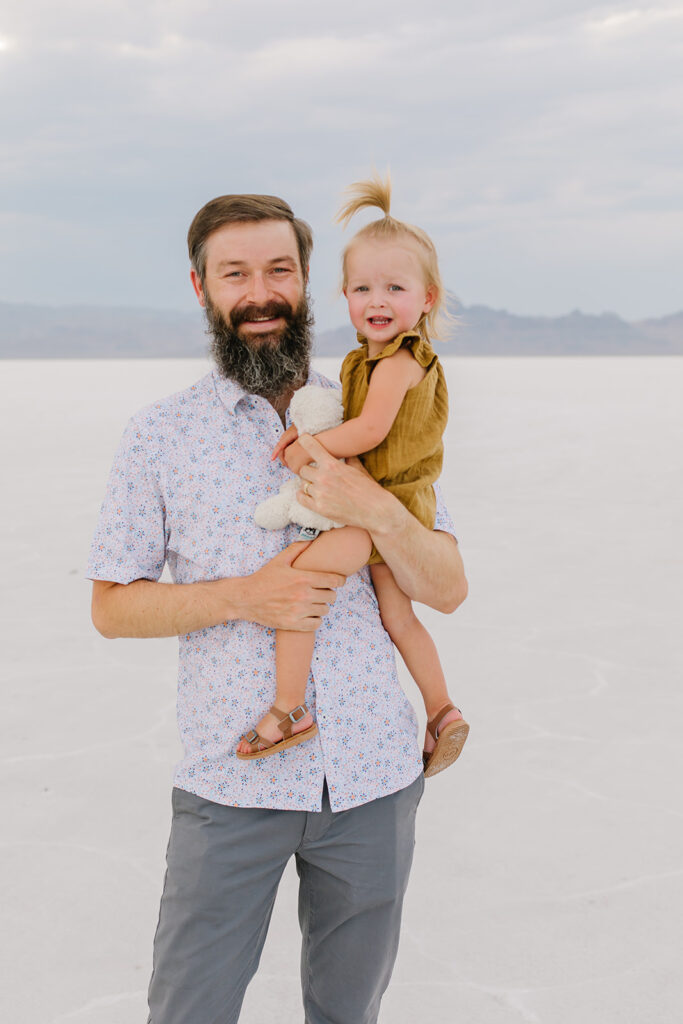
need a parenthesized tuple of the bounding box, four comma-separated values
(319, 348, 421, 456)
(283, 348, 422, 473)
(271, 424, 299, 462)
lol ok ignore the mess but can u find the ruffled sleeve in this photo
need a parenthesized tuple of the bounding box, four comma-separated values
(364, 331, 436, 370)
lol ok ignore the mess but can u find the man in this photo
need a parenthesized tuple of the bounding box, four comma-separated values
(88, 194, 467, 1024)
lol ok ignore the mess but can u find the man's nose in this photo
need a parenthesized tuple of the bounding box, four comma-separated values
(246, 272, 271, 304)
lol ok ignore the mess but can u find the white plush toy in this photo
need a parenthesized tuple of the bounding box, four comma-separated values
(254, 385, 345, 533)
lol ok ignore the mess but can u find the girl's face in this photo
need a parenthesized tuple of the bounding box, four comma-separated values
(344, 238, 436, 345)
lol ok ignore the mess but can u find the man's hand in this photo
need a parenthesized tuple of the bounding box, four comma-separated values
(234, 541, 345, 631)
(296, 434, 399, 534)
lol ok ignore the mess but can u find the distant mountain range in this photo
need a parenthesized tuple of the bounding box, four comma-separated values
(1, 301, 682, 357)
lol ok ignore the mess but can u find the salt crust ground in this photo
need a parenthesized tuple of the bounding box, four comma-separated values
(1, 357, 681, 1024)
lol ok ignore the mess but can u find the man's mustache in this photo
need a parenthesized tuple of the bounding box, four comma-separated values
(230, 302, 295, 329)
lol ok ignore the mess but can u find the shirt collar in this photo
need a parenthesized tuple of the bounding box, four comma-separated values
(211, 370, 251, 414)
(211, 366, 327, 415)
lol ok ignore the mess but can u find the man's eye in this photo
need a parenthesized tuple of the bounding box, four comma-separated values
(271, 267, 291, 274)
(224, 271, 243, 278)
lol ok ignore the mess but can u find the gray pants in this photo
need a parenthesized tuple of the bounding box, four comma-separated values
(147, 774, 424, 1024)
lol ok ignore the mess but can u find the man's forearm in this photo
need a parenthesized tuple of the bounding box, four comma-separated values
(91, 542, 346, 640)
(295, 434, 468, 614)
(92, 577, 250, 639)
(368, 491, 467, 613)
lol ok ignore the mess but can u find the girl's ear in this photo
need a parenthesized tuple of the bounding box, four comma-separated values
(423, 284, 438, 313)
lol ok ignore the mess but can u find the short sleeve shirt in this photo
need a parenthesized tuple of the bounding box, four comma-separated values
(87, 368, 457, 812)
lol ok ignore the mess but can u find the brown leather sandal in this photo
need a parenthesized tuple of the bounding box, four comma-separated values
(423, 702, 469, 778)
(236, 703, 318, 760)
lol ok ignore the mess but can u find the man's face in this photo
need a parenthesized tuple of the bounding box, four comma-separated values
(194, 220, 305, 341)
(191, 219, 313, 400)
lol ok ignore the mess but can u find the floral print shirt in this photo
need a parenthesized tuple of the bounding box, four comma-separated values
(87, 368, 456, 812)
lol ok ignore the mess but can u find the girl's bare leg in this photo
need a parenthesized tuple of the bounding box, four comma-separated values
(370, 563, 463, 755)
(237, 527, 372, 753)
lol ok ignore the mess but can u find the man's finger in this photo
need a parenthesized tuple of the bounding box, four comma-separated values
(300, 572, 346, 590)
(275, 541, 313, 564)
(346, 455, 370, 474)
(297, 433, 336, 465)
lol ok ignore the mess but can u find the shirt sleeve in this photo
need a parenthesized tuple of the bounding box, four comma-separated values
(432, 480, 457, 541)
(86, 415, 167, 584)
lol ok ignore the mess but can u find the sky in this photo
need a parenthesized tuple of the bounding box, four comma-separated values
(1, 0, 681, 329)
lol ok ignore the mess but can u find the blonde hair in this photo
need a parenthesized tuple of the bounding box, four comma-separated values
(336, 173, 450, 340)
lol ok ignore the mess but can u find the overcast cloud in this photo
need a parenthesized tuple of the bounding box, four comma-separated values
(1, 0, 681, 327)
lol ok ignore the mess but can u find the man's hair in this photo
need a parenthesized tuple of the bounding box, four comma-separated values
(187, 194, 313, 285)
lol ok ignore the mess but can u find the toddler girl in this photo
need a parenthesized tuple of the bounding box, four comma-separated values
(237, 175, 468, 777)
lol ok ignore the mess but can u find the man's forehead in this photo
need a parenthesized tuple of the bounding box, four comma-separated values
(205, 219, 300, 266)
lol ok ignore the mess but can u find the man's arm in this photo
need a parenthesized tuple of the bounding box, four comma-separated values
(296, 435, 467, 614)
(91, 542, 346, 639)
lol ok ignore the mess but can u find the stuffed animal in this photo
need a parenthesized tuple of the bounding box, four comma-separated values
(254, 385, 345, 533)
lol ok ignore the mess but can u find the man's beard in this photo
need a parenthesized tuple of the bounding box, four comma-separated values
(205, 292, 314, 402)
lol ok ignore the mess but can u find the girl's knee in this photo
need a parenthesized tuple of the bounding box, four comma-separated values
(377, 598, 418, 638)
(340, 527, 372, 563)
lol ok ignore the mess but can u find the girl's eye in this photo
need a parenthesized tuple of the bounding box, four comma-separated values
(389, 284, 403, 292)
(354, 286, 369, 292)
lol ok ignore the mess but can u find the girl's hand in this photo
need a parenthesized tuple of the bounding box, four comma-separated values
(284, 439, 314, 475)
(271, 424, 299, 463)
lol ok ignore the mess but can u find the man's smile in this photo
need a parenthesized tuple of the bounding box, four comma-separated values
(244, 315, 283, 326)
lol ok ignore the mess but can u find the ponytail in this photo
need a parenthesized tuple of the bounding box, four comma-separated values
(336, 173, 393, 228)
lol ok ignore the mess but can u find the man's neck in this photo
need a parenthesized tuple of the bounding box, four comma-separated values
(270, 390, 294, 425)
(268, 369, 309, 424)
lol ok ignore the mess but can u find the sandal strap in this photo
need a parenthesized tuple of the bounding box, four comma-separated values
(270, 703, 310, 741)
(427, 703, 459, 742)
(241, 728, 273, 751)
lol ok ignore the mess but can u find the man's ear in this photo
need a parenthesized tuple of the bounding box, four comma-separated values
(190, 269, 206, 308)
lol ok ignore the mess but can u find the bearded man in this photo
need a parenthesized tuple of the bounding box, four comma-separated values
(88, 194, 467, 1024)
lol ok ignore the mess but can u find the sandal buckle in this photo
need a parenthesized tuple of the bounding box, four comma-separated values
(288, 705, 307, 724)
(243, 729, 259, 743)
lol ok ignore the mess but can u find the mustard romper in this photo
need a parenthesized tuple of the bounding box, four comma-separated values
(340, 330, 449, 565)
